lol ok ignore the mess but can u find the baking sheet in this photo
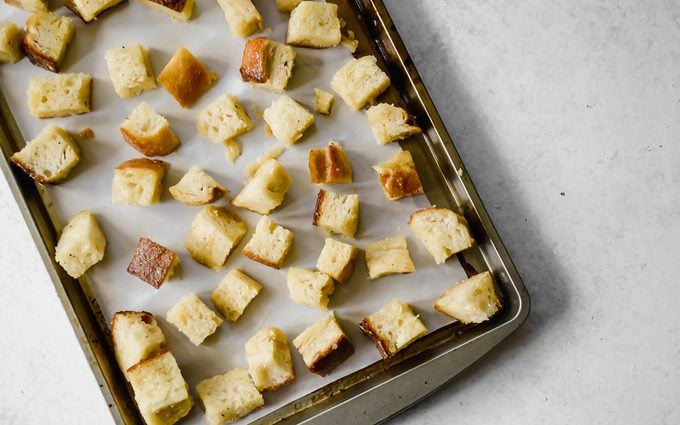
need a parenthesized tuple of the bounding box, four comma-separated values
(0, 2, 468, 423)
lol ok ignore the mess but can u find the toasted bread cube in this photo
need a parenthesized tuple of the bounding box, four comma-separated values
(10, 125, 80, 184)
(127, 350, 193, 425)
(105, 44, 156, 98)
(276, 0, 301, 12)
(120, 102, 180, 156)
(331, 56, 390, 111)
(373, 150, 423, 200)
(286, 1, 341, 48)
(65, 0, 125, 22)
(287, 268, 334, 310)
(136, 0, 194, 21)
(210, 269, 262, 322)
(126, 237, 179, 288)
(314, 88, 334, 115)
(313, 189, 359, 238)
(365, 236, 415, 280)
(366, 103, 421, 145)
(408, 207, 474, 265)
(167, 293, 222, 345)
(196, 368, 264, 425)
(169, 166, 227, 206)
(111, 311, 166, 380)
(5, 0, 47, 13)
(55, 211, 106, 279)
(216, 0, 263, 37)
(316, 238, 359, 283)
(197, 94, 253, 144)
(293, 314, 354, 376)
(242, 216, 293, 269)
(359, 299, 427, 359)
(158, 46, 217, 108)
(27, 73, 92, 118)
(245, 327, 295, 392)
(22, 13, 74, 73)
(308, 141, 352, 185)
(112, 158, 166, 206)
(434, 271, 501, 324)
(241, 38, 296, 93)
(263, 95, 314, 145)
(186, 206, 247, 270)
(0, 22, 22, 63)
(239, 37, 269, 83)
(232, 158, 292, 215)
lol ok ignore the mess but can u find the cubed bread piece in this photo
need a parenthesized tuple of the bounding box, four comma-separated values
(196, 368, 264, 425)
(231, 158, 292, 215)
(365, 236, 415, 280)
(186, 206, 247, 270)
(314, 88, 334, 115)
(286, 1, 341, 48)
(316, 238, 359, 283)
(312, 189, 359, 238)
(308, 141, 352, 184)
(373, 150, 423, 200)
(136, 0, 194, 21)
(65, 0, 125, 22)
(224, 139, 241, 163)
(196, 94, 253, 144)
(5, 0, 47, 13)
(158, 46, 217, 108)
(169, 166, 227, 206)
(276, 0, 301, 12)
(210, 269, 262, 322)
(166, 293, 222, 345)
(55, 211, 106, 279)
(111, 311, 166, 380)
(366, 103, 421, 145)
(287, 268, 334, 310)
(241, 38, 296, 93)
(10, 125, 80, 184)
(331, 55, 390, 111)
(27, 73, 92, 118)
(22, 13, 74, 73)
(293, 314, 354, 376)
(245, 327, 295, 392)
(263, 95, 314, 145)
(244, 145, 283, 178)
(408, 207, 474, 265)
(242, 216, 293, 269)
(105, 44, 156, 98)
(112, 158, 167, 206)
(0, 22, 22, 63)
(240, 36, 268, 83)
(216, 0, 263, 37)
(120, 102, 180, 156)
(126, 237, 179, 288)
(359, 299, 427, 359)
(434, 271, 501, 324)
(127, 350, 193, 425)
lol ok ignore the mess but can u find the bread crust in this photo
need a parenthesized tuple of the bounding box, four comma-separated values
(307, 333, 354, 376)
(126, 237, 178, 288)
(23, 38, 59, 72)
(115, 157, 167, 173)
(22, 14, 74, 73)
(145, 0, 187, 12)
(158, 47, 216, 108)
(358, 318, 392, 359)
(240, 37, 270, 83)
(64, 0, 127, 23)
(11, 155, 53, 184)
(312, 189, 326, 227)
(120, 125, 178, 157)
(242, 248, 281, 269)
(308, 143, 352, 184)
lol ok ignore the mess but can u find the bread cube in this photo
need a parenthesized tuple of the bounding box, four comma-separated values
(231, 158, 292, 215)
(245, 327, 295, 392)
(22, 13, 74, 73)
(210, 269, 262, 322)
(111, 311, 166, 379)
(55, 211, 106, 279)
(276, 0, 301, 12)
(313, 189, 359, 238)
(408, 207, 474, 265)
(314, 88, 334, 115)
(186, 206, 247, 270)
(242, 216, 293, 269)
(112, 158, 166, 206)
(27, 73, 92, 118)
(166, 293, 222, 345)
(286, 1, 341, 48)
(216, 0, 263, 37)
(120, 102, 180, 156)
(287, 268, 334, 310)
(0, 22, 22, 63)
(359, 299, 427, 359)
(196, 94, 253, 144)
(365, 236, 415, 280)
(126, 237, 179, 288)
(169, 166, 227, 206)
(4, 0, 47, 13)
(158, 46, 217, 108)
(293, 314, 354, 376)
(65, 0, 125, 23)
(434, 271, 501, 324)
(137, 0, 194, 21)
(263, 95, 314, 145)
(241, 38, 296, 93)
(316, 238, 359, 283)
(240, 37, 269, 83)
(308, 141, 352, 184)
(366, 103, 421, 145)
(196, 368, 264, 425)
(105, 44, 156, 98)
(10, 125, 80, 184)
(127, 350, 193, 425)
(331, 55, 390, 111)
(373, 150, 423, 200)
(243, 145, 283, 178)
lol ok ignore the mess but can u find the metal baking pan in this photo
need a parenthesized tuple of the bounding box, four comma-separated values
(0, 0, 530, 423)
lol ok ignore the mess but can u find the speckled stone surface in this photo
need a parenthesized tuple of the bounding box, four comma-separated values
(1, 1, 679, 424)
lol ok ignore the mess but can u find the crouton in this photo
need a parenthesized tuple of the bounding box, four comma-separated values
(136, 0, 194, 21)
(314, 88, 334, 115)
(434, 271, 501, 324)
(408, 207, 474, 264)
(10, 125, 80, 184)
(316, 238, 359, 283)
(196, 368, 264, 425)
(27, 73, 92, 118)
(65, 0, 125, 23)
(286, 1, 341, 48)
(166, 293, 222, 345)
(55, 211, 106, 279)
(4, 0, 47, 13)
(312, 189, 359, 238)
(366, 103, 421, 145)
(245, 327, 295, 392)
(111, 311, 166, 380)
(0, 22, 22, 63)
(105, 44, 156, 98)
(359, 299, 427, 359)
(242, 216, 293, 269)
(373, 150, 423, 200)
(120, 102, 180, 156)
(308, 141, 352, 184)
(126, 237, 179, 289)
(158, 46, 217, 108)
(365, 236, 415, 280)
(293, 314, 354, 376)
(241, 37, 296, 93)
(263, 95, 314, 145)
(186, 206, 247, 270)
(196, 94, 253, 144)
(287, 268, 334, 310)
(210, 269, 262, 322)
(216, 0, 263, 38)
(22, 13, 74, 73)
(112, 158, 166, 206)
(331, 55, 390, 111)
(169, 166, 227, 206)
(231, 158, 292, 215)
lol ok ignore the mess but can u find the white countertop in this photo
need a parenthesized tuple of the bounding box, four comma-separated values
(1, 1, 679, 424)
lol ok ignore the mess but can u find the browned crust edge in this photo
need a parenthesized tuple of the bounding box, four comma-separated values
(22, 36, 60, 73)
(240, 37, 270, 83)
(126, 348, 172, 374)
(312, 189, 327, 227)
(119, 127, 179, 157)
(126, 237, 178, 288)
(243, 248, 282, 269)
(172, 186, 227, 206)
(115, 157, 167, 173)
(358, 318, 392, 359)
(111, 310, 157, 328)
(10, 154, 50, 184)
(260, 372, 295, 392)
(334, 247, 359, 283)
(307, 334, 354, 376)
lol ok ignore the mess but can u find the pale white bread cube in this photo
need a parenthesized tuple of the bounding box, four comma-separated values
(210, 269, 262, 322)
(169, 165, 228, 206)
(253, 40, 296, 93)
(196, 94, 253, 144)
(242, 216, 293, 269)
(287, 267, 335, 310)
(10, 125, 80, 184)
(27, 73, 92, 118)
(126, 238, 180, 289)
(293, 314, 354, 376)
(372, 150, 424, 200)
(196, 368, 264, 425)
(65, 0, 125, 22)
(231, 158, 292, 215)
(359, 299, 427, 359)
(286, 1, 341, 48)
(136, 0, 194, 21)
(0, 22, 22, 63)
(312, 189, 359, 238)
(365, 236, 415, 280)
(316, 238, 359, 283)
(216, 0, 263, 37)
(366, 103, 421, 145)
(331, 55, 390, 111)
(5, 0, 47, 13)
(308, 141, 352, 185)
(314, 88, 334, 115)
(112, 158, 166, 206)
(127, 350, 194, 425)
(276, 0, 301, 12)
(245, 327, 295, 392)
(22, 13, 73, 73)
(434, 271, 501, 324)
(243, 145, 283, 179)
(158, 46, 217, 108)
(120, 102, 180, 156)
(111, 311, 166, 380)
(408, 207, 474, 265)
(186, 206, 247, 270)
(263, 95, 314, 145)
(167, 293, 223, 345)
(55, 211, 106, 279)
(105, 44, 156, 98)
